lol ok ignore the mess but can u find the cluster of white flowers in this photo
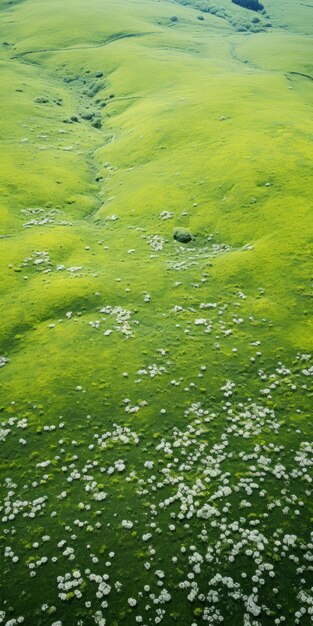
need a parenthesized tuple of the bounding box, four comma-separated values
(19, 250, 52, 273)
(159, 211, 173, 220)
(105, 214, 118, 221)
(99, 305, 135, 337)
(121, 519, 133, 529)
(23, 216, 54, 227)
(94, 424, 140, 449)
(137, 363, 167, 378)
(146, 234, 165, 252)
(1, 341, 312, 625)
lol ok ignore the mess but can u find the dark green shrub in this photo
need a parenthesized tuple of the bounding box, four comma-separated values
(232, 0, 264, 11)
(173, 228, 193, 243)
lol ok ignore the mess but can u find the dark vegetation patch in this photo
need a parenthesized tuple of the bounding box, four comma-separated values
(0, 0, 25, 8)
(174, 0, 269, 31)
(34, 95, 49, 104)
(232, 0, 264, 13)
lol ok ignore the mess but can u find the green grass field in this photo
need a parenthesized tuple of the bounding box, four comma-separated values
(0, 0, 312, 624)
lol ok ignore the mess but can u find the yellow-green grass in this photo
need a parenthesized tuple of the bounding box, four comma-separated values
(235, 31, 313, 73)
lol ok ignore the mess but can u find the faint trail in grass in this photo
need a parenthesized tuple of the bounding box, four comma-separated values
(8, 30, 137, 229)
(227, 36, 261, 71)
(227, 35, 313, 84)
(288, 70, 313, 81)
(11, 31, 157, 60)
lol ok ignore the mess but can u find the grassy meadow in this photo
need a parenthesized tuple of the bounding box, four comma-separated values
(0, 0, 312, 624)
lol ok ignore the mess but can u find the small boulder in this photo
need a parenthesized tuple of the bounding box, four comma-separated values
(173, 227, 193, 243)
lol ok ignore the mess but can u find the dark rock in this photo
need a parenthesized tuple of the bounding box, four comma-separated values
(173, 227, 193, 243)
